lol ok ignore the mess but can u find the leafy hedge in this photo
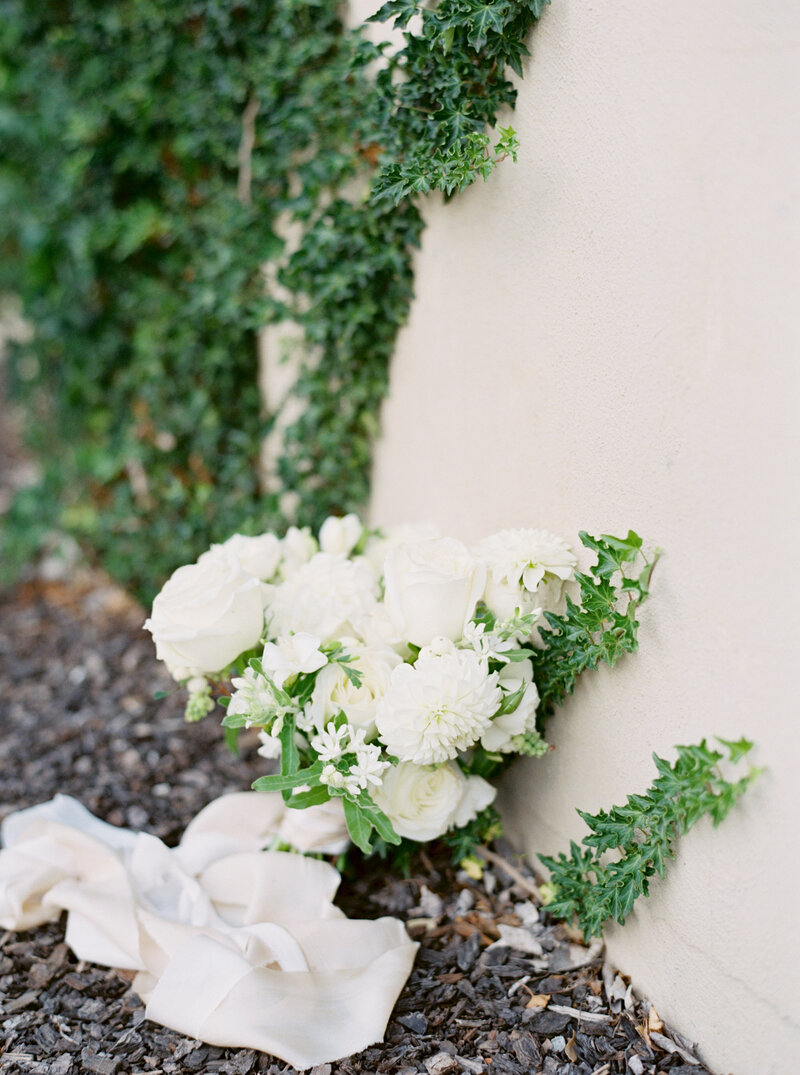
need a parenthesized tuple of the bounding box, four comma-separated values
(0, 0, 548, 602)
(0, 0, 371, 598)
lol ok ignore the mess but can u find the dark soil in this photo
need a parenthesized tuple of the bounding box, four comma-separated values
(0, 574, 723, 1075)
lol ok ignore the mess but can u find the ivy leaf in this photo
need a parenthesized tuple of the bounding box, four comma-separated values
(541, 738, 759, 938)
(526, 0, 550, 17)
(532, 533, 659, 722)
(369, 0, 418, 28)
(438, 105, 484, 147)
(717, 736, 755, 764)
(461, 0, 512, 50)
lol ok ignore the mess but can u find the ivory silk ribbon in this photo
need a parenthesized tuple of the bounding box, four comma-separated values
(0, 792, 419, 1069)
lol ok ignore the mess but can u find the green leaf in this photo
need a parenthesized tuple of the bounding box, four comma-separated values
(224, 726, 240, 756)
(343, 798, 373, 854)
(339, 660, 364, 688)
(359, 798, 401, 845)
(717, 736, 755, 764)
(286, 785, 331, 809)
(221, 710, 249, 729)
(2, 0, 549, 619)
(494, 682, 526, 716)
(460, 1, 510, 49)
(369, 0, 418, 28)
(280, 716, 299, 776)
(252, 762, 324, 793)
(467, 746, 504, 780)
(541, 737, 759, 938)
(533, 532, 655, 723)
(600, 530, 642, 556)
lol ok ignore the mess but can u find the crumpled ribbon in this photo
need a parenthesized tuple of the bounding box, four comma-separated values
(0, 793, 418, 1070)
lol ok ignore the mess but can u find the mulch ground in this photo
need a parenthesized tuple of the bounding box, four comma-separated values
(0, 572, 724, 1075)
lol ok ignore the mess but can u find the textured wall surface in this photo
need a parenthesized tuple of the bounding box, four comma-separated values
(367, 3, 800, 1071)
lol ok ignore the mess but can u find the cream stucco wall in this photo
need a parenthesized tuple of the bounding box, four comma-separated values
(365, 3, 800, 1072)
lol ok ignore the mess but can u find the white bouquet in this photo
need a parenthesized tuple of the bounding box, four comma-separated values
(145, 515, 650, 858)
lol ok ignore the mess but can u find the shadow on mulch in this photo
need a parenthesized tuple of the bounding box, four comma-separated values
(0, 577, 719, 1075)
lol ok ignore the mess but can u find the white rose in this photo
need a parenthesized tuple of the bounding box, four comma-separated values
(277, 797, 350, 855)
(480, 659, 540, 753)
(318, 513, 363, 557)
(384, 538, 486, 647)
(363, 522, 441, 576)
(307, 641, 402, 735)
(375, 649, 502, 765)
(144, 547, 265, 678)
(373, 761, 496, 841)
(267, 553, 379, 643)
(204, 532, 282, 581)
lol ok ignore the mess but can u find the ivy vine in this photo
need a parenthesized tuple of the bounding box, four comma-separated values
(0, 0, 549, 600)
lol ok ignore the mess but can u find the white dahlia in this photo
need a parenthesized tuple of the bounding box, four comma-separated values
(375, 649, 502, 765)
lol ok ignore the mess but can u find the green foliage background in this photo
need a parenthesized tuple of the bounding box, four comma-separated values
(0, 0, 548, 602)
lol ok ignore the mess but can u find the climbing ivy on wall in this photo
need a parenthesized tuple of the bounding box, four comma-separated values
(0, 0, 549, 601)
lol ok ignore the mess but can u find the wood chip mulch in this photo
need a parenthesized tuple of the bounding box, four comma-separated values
(0, 574, 724, 1075)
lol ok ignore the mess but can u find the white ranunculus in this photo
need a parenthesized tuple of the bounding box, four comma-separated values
(277, 797, 350, 855)
(204, 532, 282, 581)
(144, 547, 265, 678)
(362, 522, 441, 576)
(477, 529, 577, 616)
(373, 761, 496, 841)
(262, 633, 327, 689)
(318, 513, 363, 557)
(480, 659, 540, 753)
(307, 641, 402, 736)
(375, 649, 501, 765)
(383, 538, 486, 647)
(267, 553, 379, 643)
